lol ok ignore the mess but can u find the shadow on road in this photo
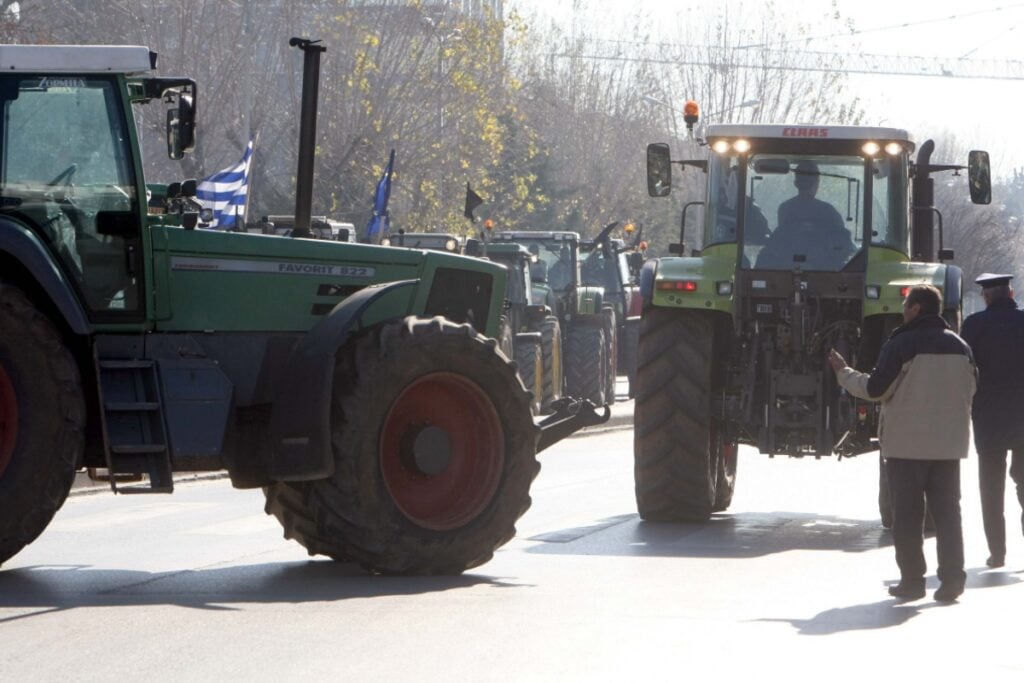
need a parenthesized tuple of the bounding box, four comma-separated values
(0, 560, 530, 623)
(527, 511, 893, 558)
(756, 568, 1023, 635)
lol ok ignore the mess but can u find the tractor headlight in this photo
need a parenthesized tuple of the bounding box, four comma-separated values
(445, 238, 458, 252)
(381, 237, 392, 247)
(884, 142, 902, 155)
(865, 285, 881, 299)
(711, 140, 731, 154)
(862, 141, 881, 156)
(716, 281, 733, 296)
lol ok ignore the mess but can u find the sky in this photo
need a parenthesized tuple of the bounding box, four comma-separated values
(507, 0, 1024, 178)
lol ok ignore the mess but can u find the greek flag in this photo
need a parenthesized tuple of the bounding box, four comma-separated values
(196, 139, 253, 229)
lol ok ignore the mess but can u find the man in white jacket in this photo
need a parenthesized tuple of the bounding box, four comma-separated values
(829, 285, 977, 603)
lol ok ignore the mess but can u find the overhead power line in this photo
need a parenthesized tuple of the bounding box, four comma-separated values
(549, 45, 1024, 81)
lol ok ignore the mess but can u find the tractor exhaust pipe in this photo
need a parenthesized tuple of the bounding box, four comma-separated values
(911, 139, 936, 262)
(290, 37, 325, 239)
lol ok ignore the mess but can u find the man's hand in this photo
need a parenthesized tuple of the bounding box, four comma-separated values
(828, 349, 849, 373)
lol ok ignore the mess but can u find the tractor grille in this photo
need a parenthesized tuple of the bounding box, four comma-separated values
(425, 268, 493, 334)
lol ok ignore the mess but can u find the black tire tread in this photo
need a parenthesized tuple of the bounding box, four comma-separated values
(0, 283, 84, 566)
(269, 316, 539, 575)
(633, 307, 715, 521)
(564, 325, 605, 405)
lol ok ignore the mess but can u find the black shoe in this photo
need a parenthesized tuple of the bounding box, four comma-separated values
(934, 581, 965, 603)
(888, 580, 926, 600)
(986, 555, 1005, 569)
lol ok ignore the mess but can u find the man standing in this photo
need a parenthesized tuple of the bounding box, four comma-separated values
(960, 274, 1024, 569)
(828, 285, 976, 602)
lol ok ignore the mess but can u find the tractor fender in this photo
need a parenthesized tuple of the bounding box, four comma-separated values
(639, 259, 658, 306)
(576, 285, 605, 316)
(942, 263, 963, 313)
(0, 218, 90, 334)
(268, 279, 419, 481)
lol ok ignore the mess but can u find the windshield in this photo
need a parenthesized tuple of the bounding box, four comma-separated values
(581, 246, 622, 294)
(491, 254, 530, 305)
(705, 151, 908, 271)
(518, 238, 576, 292)
(1, 75, 140, 311)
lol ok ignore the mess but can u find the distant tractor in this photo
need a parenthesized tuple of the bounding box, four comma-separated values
(472, 240, 563, 414)
(0, 41, 606, 575)
(637, 118, 991, 522)
(580, 222, 645, 398)
(494, 230, 615, 407)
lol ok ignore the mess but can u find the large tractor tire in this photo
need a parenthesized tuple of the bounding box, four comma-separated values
(564, 323, 606, 406)
(538, 316, 563, 413)
(601, 306, 618, 405)
(0, 283, 84, 566)
(514, 333, 544, 415)
(267, 317, 539, 575)
(634, 307, 726, 521)
(622, 318, 640, 400)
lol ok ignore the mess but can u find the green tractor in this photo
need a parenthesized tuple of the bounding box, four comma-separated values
(494, 230, 615, 407)
(580, 222, 646, 399)
(638, 120, 991, 522)
(468, 239, 563, 414)
(0, 40, 606, 575)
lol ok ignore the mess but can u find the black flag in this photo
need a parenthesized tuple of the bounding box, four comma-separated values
(464, 183, 484, 222)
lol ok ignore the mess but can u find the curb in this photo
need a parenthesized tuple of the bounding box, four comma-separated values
(69, 407, 634, 496)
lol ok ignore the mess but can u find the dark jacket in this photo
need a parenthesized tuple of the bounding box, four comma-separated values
(961, 298, 1024, 451)
(838, 314, 976, 460)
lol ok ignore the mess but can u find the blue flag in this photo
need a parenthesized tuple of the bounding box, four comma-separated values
(365, 149, 395, 243)
(196, 139, 254, 229)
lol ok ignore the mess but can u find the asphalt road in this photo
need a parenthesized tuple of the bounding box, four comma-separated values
(2, 389, 1022, 681)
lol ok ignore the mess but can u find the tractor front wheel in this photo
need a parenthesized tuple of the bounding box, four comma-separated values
(0, 283, 84, 566)
(271, 317, 538, 574)
(565, 324, 606, 406)
(538, 316, 563, 413)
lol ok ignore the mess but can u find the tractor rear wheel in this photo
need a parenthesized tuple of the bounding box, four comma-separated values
(514, 333, 543, 415)
(538, 316, 563, 413)
(601, 306, 618, 405)
(275, 317, 538, 575)
(0, 283, 84, 566)
(634, 307, 723, 521)
(564, 323, 606, 406)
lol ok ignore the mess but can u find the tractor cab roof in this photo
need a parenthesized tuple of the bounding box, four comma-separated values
(495, 230, 580, 242)
(706, 124, 914, 149)
(0, 44, 157, 74)
(486, 243, 533, 260)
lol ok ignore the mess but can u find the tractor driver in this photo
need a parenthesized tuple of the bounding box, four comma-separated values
(755, 160, 856, 269)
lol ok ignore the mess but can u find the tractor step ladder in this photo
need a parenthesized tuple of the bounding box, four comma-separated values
(94, 356, 173, 493)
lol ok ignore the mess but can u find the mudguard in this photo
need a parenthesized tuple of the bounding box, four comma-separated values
(943, 263, 963, 313)
(268, 280, 418, 481)
(639, 259, 658, 305)
(576, 285, 605, 316)
(0, 218, 90, 334)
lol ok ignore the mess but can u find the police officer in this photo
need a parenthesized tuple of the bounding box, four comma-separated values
(961, 273, 1024, 569)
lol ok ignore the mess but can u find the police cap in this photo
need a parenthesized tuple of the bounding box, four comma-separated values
(975, 273, 1014, 288)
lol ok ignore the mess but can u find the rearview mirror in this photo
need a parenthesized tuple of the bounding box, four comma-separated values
(968, 150, 991, 205)
(166, 93, 196, 160)
(753, 158, 790, 175)
(647, 143, 672, 197)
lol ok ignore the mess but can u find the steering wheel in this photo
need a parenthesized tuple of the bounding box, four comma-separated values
(47, 163, 78, 187)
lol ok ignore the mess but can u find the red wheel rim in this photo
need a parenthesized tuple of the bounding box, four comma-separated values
(380, 372, 505, 531)
(0, 364, 18, 478)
